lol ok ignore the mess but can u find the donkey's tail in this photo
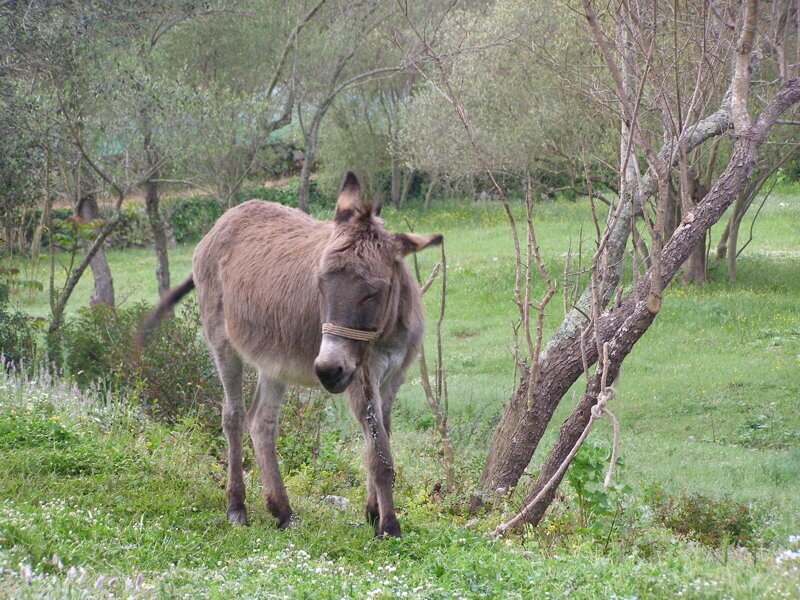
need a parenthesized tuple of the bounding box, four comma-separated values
(135, 274, 196, 351)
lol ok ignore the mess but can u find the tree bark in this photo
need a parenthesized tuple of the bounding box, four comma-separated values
(145, 178, 170, 296)
(75, 193, 115, 307)
(424, 172, 438, 209)
(727, 211, 741, 281)
(298, 112, 324, 213)
(517, 120, 779, 526)
(143, 129, 170, 296)
(399, 166, 415, 207)
(390, 155, 400, 206)
(681, 172, 708, 285)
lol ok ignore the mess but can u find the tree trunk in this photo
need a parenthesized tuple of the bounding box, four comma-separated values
(727, 213, 741, 281)
(681, 172, 708, 284)
(145, 178, 170, 296)
(662, 180, 680, 238)
(425, 172, 439, 209)
(298, 112, 324, 213)
(631, 224, 652, 269)
(502, 74, 800, 529)
(716, 153, 791, 276)
(143, 128, 170, 296)
(30, 196, 51, 261)
(685, 234, 708, 284)
(47, 210, 124, 364)
(474, 98, 736, 508)
(716, 217, 731, 259)
(76, 193, 114, 307)
(720, 182, 753, 279)
(399, 167, 415, 208)
(390, 155, 400, 207)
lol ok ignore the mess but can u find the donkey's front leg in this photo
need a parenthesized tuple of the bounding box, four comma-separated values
(365, 375, 402, 527)
(348, 375, 401, 538)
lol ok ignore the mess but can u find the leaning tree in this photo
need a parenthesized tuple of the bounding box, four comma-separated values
(400, 0, 799, 528)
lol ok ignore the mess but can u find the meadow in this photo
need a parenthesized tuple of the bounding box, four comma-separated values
(1, 190, 799, 598)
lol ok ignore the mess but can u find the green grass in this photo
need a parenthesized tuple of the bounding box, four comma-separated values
(1, 189, 799, 597)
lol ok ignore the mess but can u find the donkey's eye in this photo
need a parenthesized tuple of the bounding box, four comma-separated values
(359, 292, 377, 305)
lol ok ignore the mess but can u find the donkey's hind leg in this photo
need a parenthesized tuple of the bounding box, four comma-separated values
(211, 343, 247, 525)
(248, 372, 294, 528)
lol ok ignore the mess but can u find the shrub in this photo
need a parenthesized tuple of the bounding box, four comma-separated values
(565, 441, 628, 533)
(112, 205, 155, 248)
(0, 268, 40, 368)
(647, 488, 762, 549)
(63, 300, 221, 425)
(166, 195, 222, 244)
(233, 178, 330, 210)
(25, 205, 158, 251)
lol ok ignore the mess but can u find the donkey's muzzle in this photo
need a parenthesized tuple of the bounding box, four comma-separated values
(314, 362, 355, 394)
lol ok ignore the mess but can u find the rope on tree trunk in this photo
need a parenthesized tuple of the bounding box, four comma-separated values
(493, 342, 621, 537)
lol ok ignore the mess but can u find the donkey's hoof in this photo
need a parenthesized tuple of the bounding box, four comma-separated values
(277, 512, 299, 530)
(227, 507, 248, 526)
(376, 518, 402, 538)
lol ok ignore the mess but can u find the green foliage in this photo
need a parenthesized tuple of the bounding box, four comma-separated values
(0, 268, 41, 368)
(317, 94, 392, 201)
(0, 91, 43, 244)
(113, 205, 155, 248)
(648, 488, 763, 550)
(0, 404, 73, 451)
(783, 155, 800, 182)
(234, 179, 330, 210)
(276, 390, 328, 475)
(62, 300, 221, 424)
(274, 390, 359, 497)
(565, 441, 628, 534)
(166, 195, 223, 244)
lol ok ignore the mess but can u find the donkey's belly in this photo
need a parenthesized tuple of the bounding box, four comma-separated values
(229, 333, 321, 389)
(258, 353, 320, 388)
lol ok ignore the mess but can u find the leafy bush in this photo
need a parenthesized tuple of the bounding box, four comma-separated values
(233, 179, 330, 210)
(0, 268, 41, 368)
(784, 156, 800, 183)
(24, 205, 158, 251)
(565, 441, 627, 532)
(112, 205, 156, 248)
(647, 488, 762, 549)
(166, 195, 222, 244)
(275, 389, 360, 496)
(63, 300, 221, 424)
(165, 182, 330, 245)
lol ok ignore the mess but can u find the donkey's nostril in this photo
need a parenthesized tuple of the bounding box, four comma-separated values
(315, 363, 344, 386)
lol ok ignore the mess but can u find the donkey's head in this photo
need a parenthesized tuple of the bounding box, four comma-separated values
(314, 172, 442, 393)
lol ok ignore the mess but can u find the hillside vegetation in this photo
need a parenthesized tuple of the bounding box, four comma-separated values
(1, 194, 799, 598)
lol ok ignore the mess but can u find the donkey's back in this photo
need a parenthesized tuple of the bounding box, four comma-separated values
(193, 200, 331, 387)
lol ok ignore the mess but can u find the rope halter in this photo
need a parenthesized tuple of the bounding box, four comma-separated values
(321, 322, 381, 343)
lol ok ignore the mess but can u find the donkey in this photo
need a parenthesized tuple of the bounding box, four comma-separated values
(140, 172, 442, 537)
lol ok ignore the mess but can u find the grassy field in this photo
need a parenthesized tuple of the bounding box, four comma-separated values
(1, 189, 799, 597)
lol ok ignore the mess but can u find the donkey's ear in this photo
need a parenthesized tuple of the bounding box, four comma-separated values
(334, 171, 367, 223)
(393, 232, 444, 257)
